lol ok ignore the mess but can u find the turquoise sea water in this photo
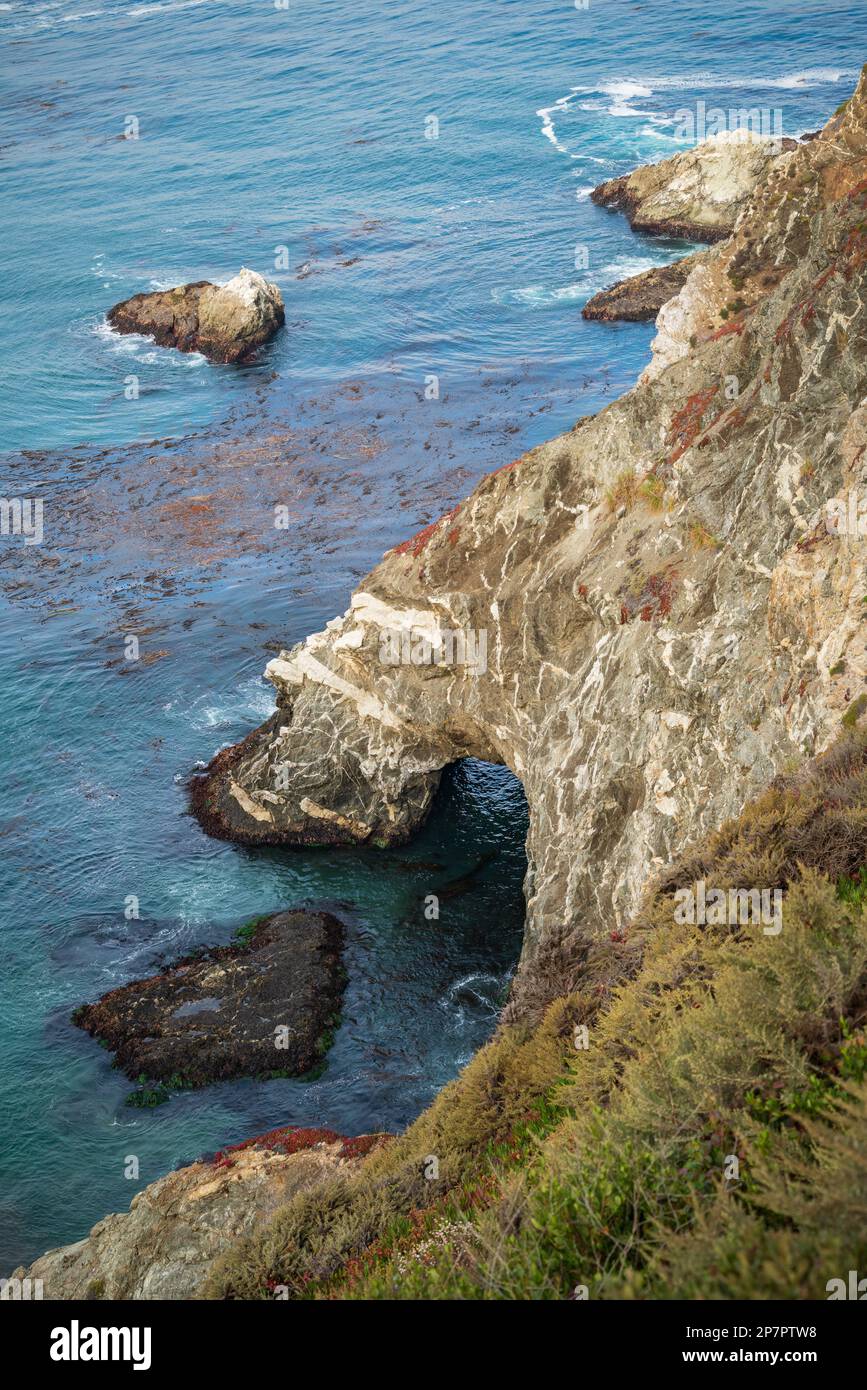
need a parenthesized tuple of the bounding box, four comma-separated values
(1, 0, 866, 1271)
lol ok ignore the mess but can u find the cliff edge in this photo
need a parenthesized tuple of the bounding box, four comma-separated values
(191, 69, 867, 1021)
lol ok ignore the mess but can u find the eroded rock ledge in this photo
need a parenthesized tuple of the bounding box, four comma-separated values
(590, 129, 796, 242)
(190, 69, 867, 1022)
(107, 267, 284, 364)
(9, 1128, 389, 1300)
(582, 251, 710, 322)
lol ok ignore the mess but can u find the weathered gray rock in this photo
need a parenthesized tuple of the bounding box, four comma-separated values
(644, 74, 867, 380)
(591, 130, 795, 242)
(8, 1129, 388, 1300)
(73, 910, 345, 1085)
(191, 68, 867, 1022)
(107, 267, 284, 363)
(582, 251, 710, 322)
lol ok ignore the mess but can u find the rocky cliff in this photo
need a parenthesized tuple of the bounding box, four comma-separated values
(590, 128, 795, 241)
(15, 68, 867, 1302)
(192, 68, 867, 1021)
(9, 1129, 388, 1300)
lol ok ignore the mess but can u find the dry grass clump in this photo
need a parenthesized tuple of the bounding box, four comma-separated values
(604, 468, 639, 512)
(638, 473, 667, 511)
(687, 519, 721, 550)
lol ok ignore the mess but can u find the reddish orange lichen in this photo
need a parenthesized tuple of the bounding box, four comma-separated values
(392, 505, 459, 559)
(709, 316, 747, 341)
(622, 569, 678, 625)
(209, 1125, 387, 1168)
(667, 387, 719, 465)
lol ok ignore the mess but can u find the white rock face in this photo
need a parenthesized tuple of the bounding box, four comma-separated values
(197, 268, 284, 361)
(654, 128, 787, 220)
(220, 266, 284, 314)
(642, 254, 730, 382)
(591, 129, 791, 243)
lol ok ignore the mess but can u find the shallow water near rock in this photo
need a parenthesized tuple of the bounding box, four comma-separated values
(1, 0, 866, 1274)
(0, 575, 530, 1267)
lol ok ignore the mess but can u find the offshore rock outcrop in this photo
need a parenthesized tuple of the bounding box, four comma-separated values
(582, 251, 709, 322)
(9, 1128, 389, 1300)
(644, 79, 867, 380)
(73, 910, 345, 1085)
(192, 68, 867, 1020)
(107, 267, 284, 363)
(590, 129, 795, 242)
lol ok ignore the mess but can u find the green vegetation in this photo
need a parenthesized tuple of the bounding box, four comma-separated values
(842, 694, 867, 728)
(233, 914, 270, 947)
(126, 1072, 187, 1108)
(202, 732, 867, 1300)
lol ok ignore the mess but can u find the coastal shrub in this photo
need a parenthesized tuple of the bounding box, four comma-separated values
(203, 732, 867, 1300)
(201, 994, 584, 1298)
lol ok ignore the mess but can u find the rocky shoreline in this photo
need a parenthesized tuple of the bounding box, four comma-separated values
(12, 65, 867, 1299)
(584, 132, 804, 323)
(9, 1127, 390, 1300)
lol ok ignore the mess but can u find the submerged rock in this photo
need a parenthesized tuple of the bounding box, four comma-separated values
(582, 251, 710, 322)
(73, 909, 345, 1085)
(106, 267, 284, 363)
(8, 1128, 389, 1300)
(189, 68, 867, 1022)
(590, 130, 795, 241)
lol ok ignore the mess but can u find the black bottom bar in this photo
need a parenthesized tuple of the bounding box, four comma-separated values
(2, 1297, 861, 1375)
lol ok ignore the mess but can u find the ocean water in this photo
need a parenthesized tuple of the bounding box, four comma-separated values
(1, 0, 866, 1272)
